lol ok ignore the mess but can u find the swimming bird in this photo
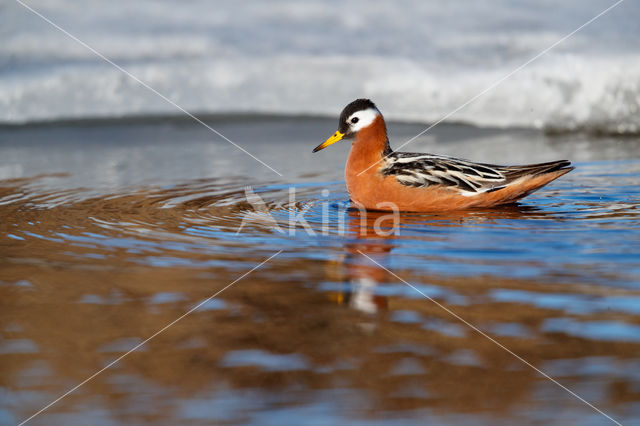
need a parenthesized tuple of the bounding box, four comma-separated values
(312, 99, 574, 212)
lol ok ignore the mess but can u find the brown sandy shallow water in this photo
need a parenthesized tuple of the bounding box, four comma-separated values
(1, 116, 640, 425)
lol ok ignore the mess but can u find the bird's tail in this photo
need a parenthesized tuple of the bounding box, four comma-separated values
(503, 160, 573, 180)
(495, 160, 574, 204)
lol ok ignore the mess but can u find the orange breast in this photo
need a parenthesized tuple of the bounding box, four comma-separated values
(345, 165, 465, 211)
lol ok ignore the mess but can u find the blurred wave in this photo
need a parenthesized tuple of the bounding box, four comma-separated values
(2, 0, 639, 134)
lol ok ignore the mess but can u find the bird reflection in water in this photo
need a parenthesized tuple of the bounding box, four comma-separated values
(325, 207, 397, 314)
(325, 204, 547, 314)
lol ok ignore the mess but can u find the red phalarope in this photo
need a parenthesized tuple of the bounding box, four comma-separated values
(313, 99, 573, 212)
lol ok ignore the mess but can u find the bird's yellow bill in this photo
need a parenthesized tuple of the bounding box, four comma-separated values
(313, 131, 344, 152)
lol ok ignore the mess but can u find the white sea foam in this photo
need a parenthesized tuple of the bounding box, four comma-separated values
(1, 0, 638, 133)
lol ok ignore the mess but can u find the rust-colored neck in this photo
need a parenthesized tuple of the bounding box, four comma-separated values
(346, 116, 391, 175)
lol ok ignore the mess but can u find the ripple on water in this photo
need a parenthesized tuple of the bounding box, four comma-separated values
(1, 160, 640, 425)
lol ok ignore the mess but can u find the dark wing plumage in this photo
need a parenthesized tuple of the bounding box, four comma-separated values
(381, 152, 571, 194)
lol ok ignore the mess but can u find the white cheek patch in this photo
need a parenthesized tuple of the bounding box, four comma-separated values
(347, 108, 379, 132)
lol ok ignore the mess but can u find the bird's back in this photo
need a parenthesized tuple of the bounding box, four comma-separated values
(377, 152, 574, 209)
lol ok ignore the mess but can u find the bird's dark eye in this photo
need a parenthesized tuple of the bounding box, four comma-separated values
(351, 117, 359, 124)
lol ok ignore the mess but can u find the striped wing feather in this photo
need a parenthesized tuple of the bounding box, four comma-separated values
(382, 153, 571, 194)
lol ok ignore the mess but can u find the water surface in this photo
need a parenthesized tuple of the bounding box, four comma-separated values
(1, 117, 640, 425)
